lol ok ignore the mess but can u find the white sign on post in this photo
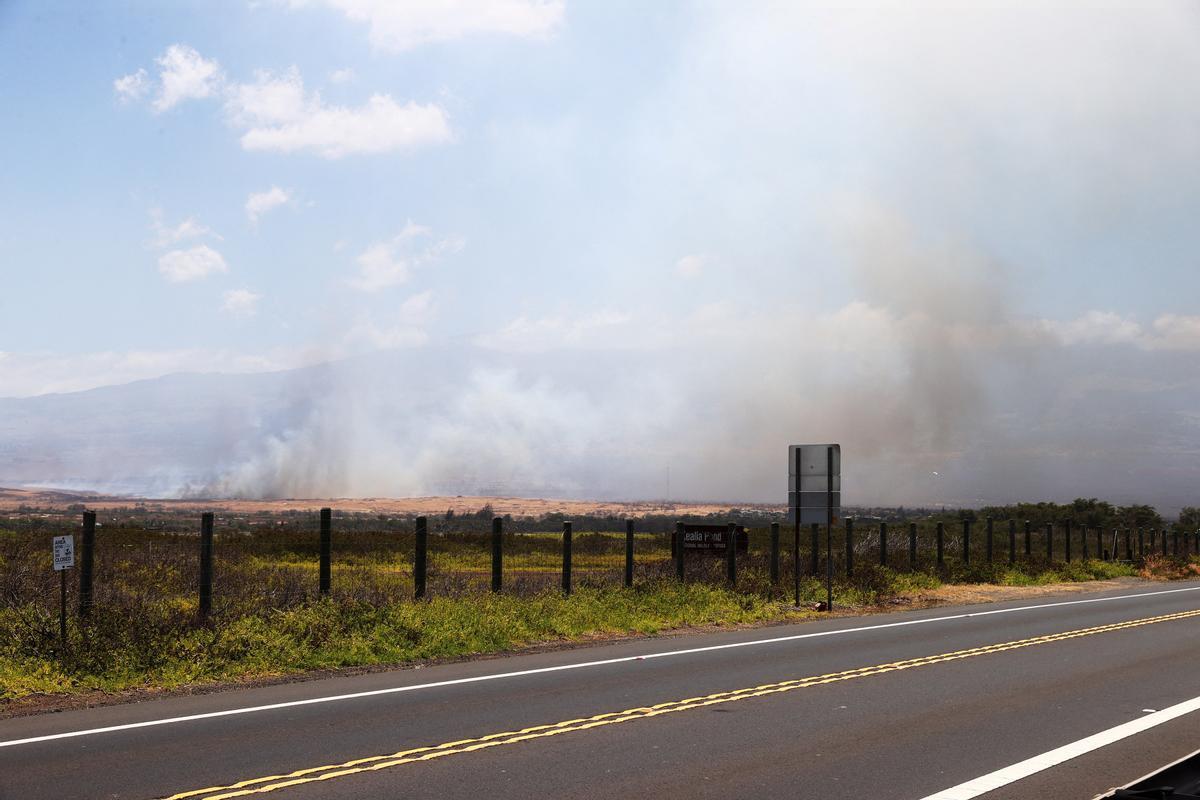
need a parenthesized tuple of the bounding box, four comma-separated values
(53, 535, 75, 571)
(788, 444, 841, 525)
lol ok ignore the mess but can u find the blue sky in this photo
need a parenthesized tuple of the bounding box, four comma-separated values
(3, 0, 1198, 381)
(2, 2, 1200, 506)
(3, 1, 745, 366)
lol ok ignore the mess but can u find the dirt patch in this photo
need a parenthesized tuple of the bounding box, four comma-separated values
(908, 577, 1144, 606)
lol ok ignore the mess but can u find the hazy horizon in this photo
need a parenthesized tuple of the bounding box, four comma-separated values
(3, 2, 1200, 511)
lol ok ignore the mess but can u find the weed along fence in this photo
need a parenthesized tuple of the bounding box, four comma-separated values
(5, 509, 1199, 633)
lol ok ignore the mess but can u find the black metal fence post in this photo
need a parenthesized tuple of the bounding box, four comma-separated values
(986, 517, 993, 563)
(1008, 519, 1016, 565)
(1024, 520, 1032, 557)
(936, 522, 944, 569)
(962, 519, 971, 565)
(825, 518, 833, 611)
(624, 519, 634, 588)
(769, 522, 780, 585)
(909, 523, 918, 570)
(414, 516, 428, 599)
(879, 521, 888, 567)
(810, 522, 819, 575)
(79, 510, 96, 617)
(562, 521, 573, 596)
(675, 521, 685, 582)
(726, 522, 737, 586)
(199, 512, 214, 620)
(826, 446, 835, 611)
(845, 517, 854, 577)
(59, 568, 67, 648)
(1173, 527, 1179, 557)
(1064, 519, 1072, 563)
(793, 517, 801, 606)
(491, 517, 504, 592)
(319, 507, 332, 596)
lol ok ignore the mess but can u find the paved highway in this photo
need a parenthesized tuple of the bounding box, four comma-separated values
(4, 580, 1200, 800)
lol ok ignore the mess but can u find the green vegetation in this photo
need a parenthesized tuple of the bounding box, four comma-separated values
(2, 583, 815, 700)
(1, 556, 1159, 704)
(1, 499, 1195, 705)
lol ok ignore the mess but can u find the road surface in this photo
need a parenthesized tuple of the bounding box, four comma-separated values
(4, 580, 1200, 800)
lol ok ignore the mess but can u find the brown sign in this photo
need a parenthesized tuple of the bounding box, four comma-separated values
(680, 524, 748, 554)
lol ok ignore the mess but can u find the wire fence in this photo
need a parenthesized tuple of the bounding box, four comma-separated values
(3, 510, 1199, 628)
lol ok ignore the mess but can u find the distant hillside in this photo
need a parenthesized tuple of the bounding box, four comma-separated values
(0, 367, 321, 495)
(0, 346, 675, 501)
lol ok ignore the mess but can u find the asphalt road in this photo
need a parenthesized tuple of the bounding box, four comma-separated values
(5, 580, 1200, 800)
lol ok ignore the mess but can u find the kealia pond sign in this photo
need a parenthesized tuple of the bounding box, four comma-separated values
(681, 524, 748, 553)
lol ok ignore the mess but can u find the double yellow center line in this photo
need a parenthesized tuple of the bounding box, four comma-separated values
(164, 607, 1200, 800)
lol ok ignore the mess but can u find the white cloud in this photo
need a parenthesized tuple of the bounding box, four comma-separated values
(1148, 315, 1200, 351)
(221, 289, 262, 317)
(398, 289, 436, 323)
(158, 245, 229, 283)
(329, 67, 356, 84)
(350, 222, 462, 291)
(674, 254, 709, 278)
(1039, 311, 1143, 347)
(1038, 311, 1200, 352)
(245, 186, 290, 223)
(227, 68, 450, 158)
(148, 209, 219, 248)
(282, 0, 564, 51)
(475, 310, 639, 353)
(116, 49, 449, 158)
(113, 68, 149, 103)
(153, 44, 223, 112)
(344, 292, 436, 350)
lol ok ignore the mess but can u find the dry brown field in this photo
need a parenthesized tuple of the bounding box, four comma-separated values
(0, 486, 783, 519)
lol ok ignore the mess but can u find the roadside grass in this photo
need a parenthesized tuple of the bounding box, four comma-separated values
(0, 582, 816, 701)
(1, 555, 1167, 704)
(2, 517, 1190, 706)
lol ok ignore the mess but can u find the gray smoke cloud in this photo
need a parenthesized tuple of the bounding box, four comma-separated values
(144, 0, 1200, 512)
(194, 204, 1200, 512)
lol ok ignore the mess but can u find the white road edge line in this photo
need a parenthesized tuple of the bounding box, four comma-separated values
(917, 693, 1200, 800)
(2, 583, 1199, 750)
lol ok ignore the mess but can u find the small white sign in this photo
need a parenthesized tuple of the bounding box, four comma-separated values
(53, 535, 75, 571)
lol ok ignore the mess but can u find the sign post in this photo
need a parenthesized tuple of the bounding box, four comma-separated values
(53, 535, 75, 648)
(789, 444, 840, 611)
(826, 445, 834, 612)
